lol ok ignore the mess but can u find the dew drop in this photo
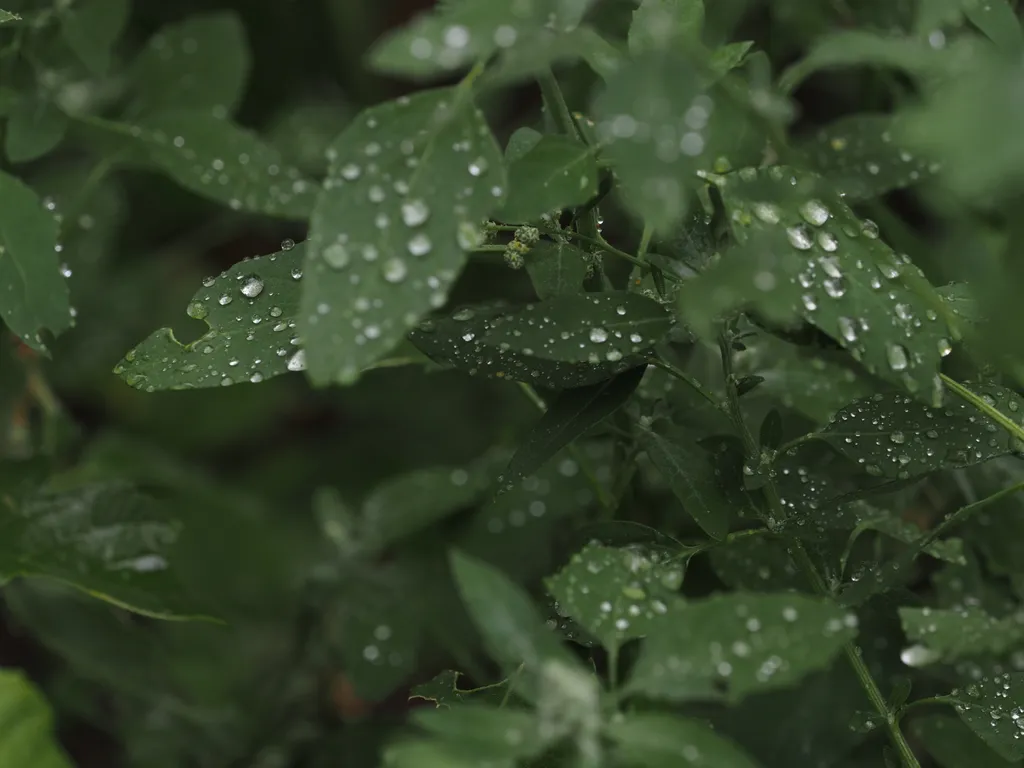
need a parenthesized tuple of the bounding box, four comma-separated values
(787, 224, 813, 250)
(324, 242, 350, 269)
(382, 257, 408, 284)
(401, 199, 431, 227)
(340, 163, 362, 181)
(887, 343, 910, 372)
(938, 338, 952, 358)
(408, 233, 432, 257)
(752, 202, 780, 224)
(800, 199, 830, 226)
(589, 327, 609, 343)
(240, 275, 264, 298)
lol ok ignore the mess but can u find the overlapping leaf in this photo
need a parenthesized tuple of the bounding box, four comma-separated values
(4, 97, 68, 162)
(0, 671, 71, 768)
(952, 672, 1024, 760)
(499, 135, 598, 223)
(899, 606, 1024, 664)
(300, 86, 506, 386)
(60, 0, 131, 76)
(525, 239, 589, 299)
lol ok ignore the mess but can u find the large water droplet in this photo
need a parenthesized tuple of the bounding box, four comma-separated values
(340, 163, 362, 181)
(408, 233, 432, 256)
(824, 278, 846, 298)
(468, 157, 489, 177)
(752, 202, 780, 224)
(324, 242, 350, 269)
(382, 257, 408, 284)
(800, 199, 830, 226)
(938, 338, 952, 358)
(861, 219, 880, 239)
(887, 343, 910, 372)
(240, 275, 264, 298)
(457, 221, 484, 250)
(787, 224, 813, 250)
(287, 349, 306, 371)
(589, 327, 609, 343)
(838, 316, 857, 343)
(401, 199, 430, 227)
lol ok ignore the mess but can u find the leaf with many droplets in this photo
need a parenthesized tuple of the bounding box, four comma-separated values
(501, 366, 646, 488)
(626, 592, 858, 703)
(952, 672, 1024, 761)
(129, 11, 251, 117)
(685, 166, 954, 402)
(129, 110, 319, 219)
(300, 87, 506, 386)
(525, 239, 589, 299)
(499, 135, 598, 223)
(0, 483, 208, 620)
(114, 242, 306, 391)
(410, 670, 511, 708)
(0, 670, 71, 768)
(628, 0, 704, 55)
(913, 714, 1018, 768)
(449, 550, 585, 700)
(638, 424, 732, 540)
(898, 606, 1024, 665)
(408, 293, 670, 389)
(60, 0, 131, 76)
(0, 171, 71, 352)
(545, 543, 684, 653)
(368, 0, 598, 78)
(606, 712, 761, 768)
(800, 114, 939, 201)
(815, 386, 1024, 480)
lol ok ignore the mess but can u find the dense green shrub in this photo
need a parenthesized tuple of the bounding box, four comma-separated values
(3, 0, 1024, 766)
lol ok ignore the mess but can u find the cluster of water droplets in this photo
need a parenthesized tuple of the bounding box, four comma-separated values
(951, 671, 1024, 745)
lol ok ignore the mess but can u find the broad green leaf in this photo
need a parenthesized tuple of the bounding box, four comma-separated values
(638, 424, 732, 540)
(383, 740, 497, 768)
(4, 98, 68, 163)
(628, 0, 704, 55)
(114, 242, 306, 390)
(0, 10, 19, 23)
(710, 535, 805, 592)
(409, 670, 510, 708)
(267, 98, 354, 176)
(854, 514, 965, 565)
(525, 239, 589, 299)
(0, 171, 72, 351)
(708, 41, 755, 77)
(369, 0, 598, 78)
(412, 704, 547, 761)
(505, 126, 543, 163)
(814, 385, 1024, 480)
(899, 606, 1024, 664)
(499, 135, 598, 223)
(801, 114, 939, 201)
(300, 87, 506, 386)
(0, 483, 207, 620)
(0, 670, 71, 768)
(449, 550, 584, 698)
(685, 167, 954, 402)
(592, 51, 701, 234)
(130, 11, 251, 117)
(409, 293, 671, 389)
(954, 672, 1024, 760)
(606, 712, 760, 768)
(60, 0, 131, 76)
(627, 592, 858, 703)
(546, 543, 684, 652)
(964, 0, 1022, 54)
(129, 111, 318, 218)
(913, 714, 1018, 768)
(501, 366, 646, 487)
(482, 25, 626, 85)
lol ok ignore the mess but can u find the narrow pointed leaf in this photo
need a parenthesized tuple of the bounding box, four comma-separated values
(0, 670, 71, 768)
(899, 606, 1024, 663)
(606, 712, 760, 768)
(0, 171, 71, 351)
(502, 365, 646, 487)
(525, 239, 589, 299)
(301, 87, 506, 386)
(500, 135, 598, 223)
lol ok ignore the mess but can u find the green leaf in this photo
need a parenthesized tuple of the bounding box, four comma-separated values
(854, 514, 965, 565)
(129, 110, 318, 218)
(606, 712, 761, 768)
(499, 135, 598, 223)
(300, 87, 506, 386)
(130, 11, 251, 117)
(638, 424, 732, 540)
(383, 740, 498, 768)
(409, 670, 510, 708)
(525, 239, 589, 299)
(800, 114, 940, 201)
(0, 10, 20, 23)
(628, 0, 705, 55)
(546, 543, 684, 652)
(481, 25, 626, 85)
(0, 483, 208, 620)
(814, 385, 1024, 480)
(898, 606, 1024, 664)
(912, 714, 1018, 768)
(501, 366, 646, 487)
(710, 535, 805, 592)
(953, 672, 1024, 760)
(4, 98, 68, 163)
(708, 41, 755, 78)
(369, 0, 598, 78)
(60, 0, 131, 76)
(685, 167, 954, 402)
(0, 171, 71, 351)
(411, 704, 548, 761)
(0, 670, 71, 768)
(114, 242, 306, 390)
(627, 592, 858, 703)
(449, 550, 584, 697)
(964, 0, 1023, 54)
(505, 126, 543, 163)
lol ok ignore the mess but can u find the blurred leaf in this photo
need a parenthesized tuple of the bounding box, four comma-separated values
(499, 135, 598, 223)
(267, 97, 353, 176)
(627, 592, 858, 703)
(0, 170, 71, 351)
(0, 10, 20, 23)
(546, 542, 684, 652)
(710, 535, 805, 592)
(129, 11, 251, 117)
(411, 704, 548, 761)
(814, 385, 1024, 479)
(60, 0, 131, 76)
(912, 714, 1018, 768)
(505, 126, 543, 163)
(4, 98, 68, 163)
(800, 114, 939, 201)
(708, 41, 755, 77)
(638, 424, 732, 540)
(114, 241, 306, 391)
(482, 25, 625, 85)
(899, 606, 1024, 663)
(854, 514, 964, 564)
(502, 365, 646, 487)
(964, 0, 1023, 54)
(606, 711, 760, 768)
(0, 670, 72, 768)
(525, 239, 589, 299)
(300, 87, 506, 386)
(409, 670, 510, 708)
(128, 110, 319, 218)
(628, 0, 704, 55)
(954, 672, 1024, 760)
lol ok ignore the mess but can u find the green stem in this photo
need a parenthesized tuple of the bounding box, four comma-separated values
(649, 356, 724, 410)
(777, 431, 823, 456)
(637, 224, 654, 263)
(537, 69, 581, 140)
(718, 334, 922, 768)
(898, 695, 957, 722)
(941, 374, 1024, 444)
(607, 644, 620, 691)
